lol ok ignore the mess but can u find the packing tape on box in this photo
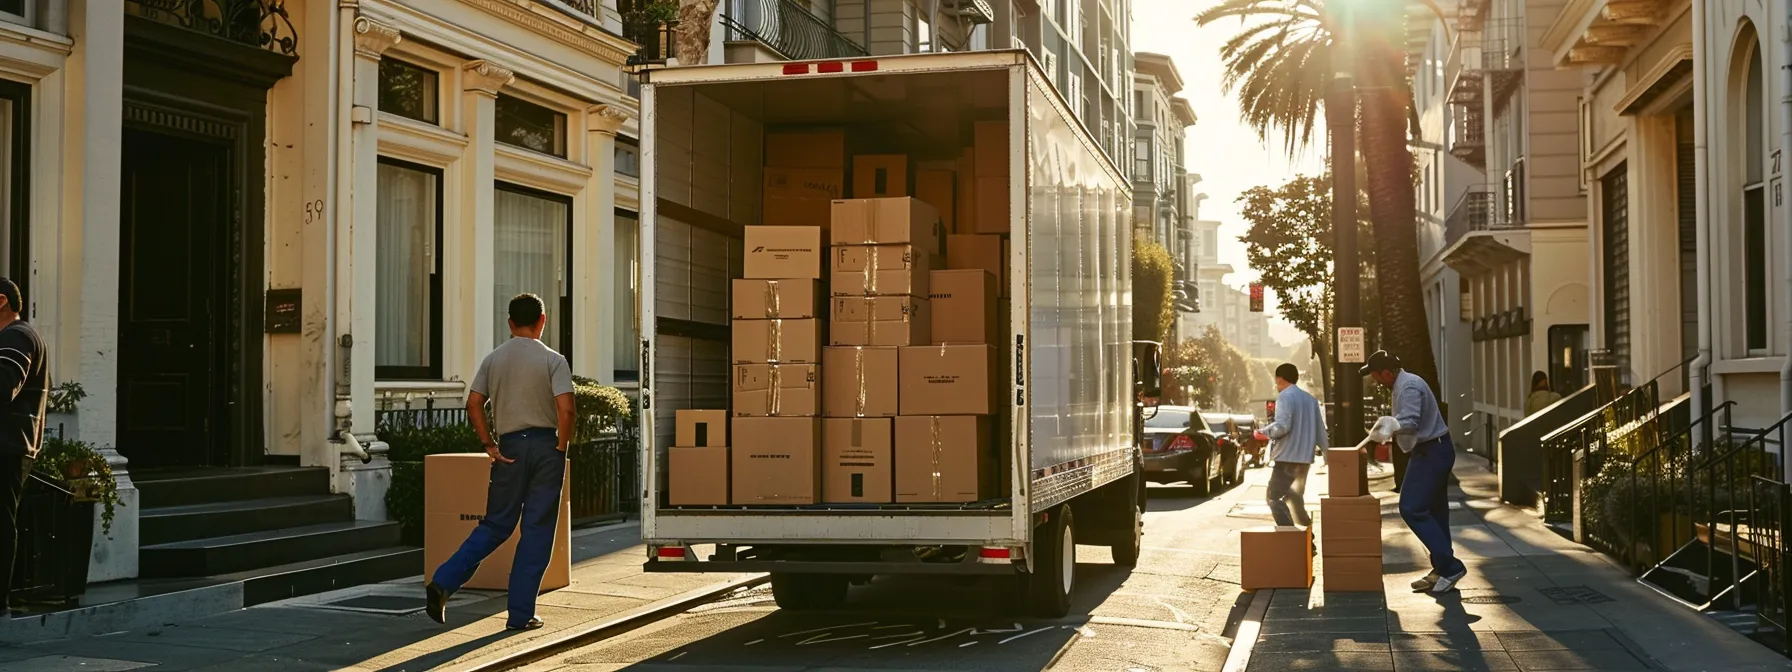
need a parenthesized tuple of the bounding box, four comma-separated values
(930, 416, 943, 500)
(863, 245, 880, 294)
(767, 319, 783, 362)
(767, 364, 782, 416)
(764, 280, 781, 318)
(854, 346, 868, 417)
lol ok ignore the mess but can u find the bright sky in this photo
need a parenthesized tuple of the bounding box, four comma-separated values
(1133, 0, 1326, 348)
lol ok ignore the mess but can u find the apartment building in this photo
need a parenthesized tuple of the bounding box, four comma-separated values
(1131, 52, 1196, 247)
(1180, 219, 1273, 360)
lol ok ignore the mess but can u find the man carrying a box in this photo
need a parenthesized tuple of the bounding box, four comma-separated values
(426, 294, 576, 631)
(1361, 350, 1465, 594)
(1261, 364, 1326, 534)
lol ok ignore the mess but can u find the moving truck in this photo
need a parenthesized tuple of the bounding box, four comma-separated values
(637, 50, 1161, 618)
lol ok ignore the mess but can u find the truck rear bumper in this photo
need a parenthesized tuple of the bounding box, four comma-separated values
(643, 559, 1019, 575)
(645, 511, 1021, 545)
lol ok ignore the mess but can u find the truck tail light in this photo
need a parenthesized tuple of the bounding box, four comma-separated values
(652, 545, 687, 561)
(1168, 435, 1196, 452)
(978, 546, 1019, 564)
(850, 60, 878, 72)
(782, 63, 810, 75)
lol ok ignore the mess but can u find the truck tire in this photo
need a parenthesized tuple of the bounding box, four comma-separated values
(1023, 505, 1076, 618)
(1110, 472, 1143, 568)
(770, 573, 849, 611)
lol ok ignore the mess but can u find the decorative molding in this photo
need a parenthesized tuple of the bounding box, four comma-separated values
(1602, 0, 1662, 25)
(588, 103, 630, 136)
(462, 59, 515, 96)
(1615, 44, 1694, 115)
(462, 0, 636, 65)
(1569, 45, 1627, 65)
(1583, 24, 1645, 47)
(353, 15, 403, 58)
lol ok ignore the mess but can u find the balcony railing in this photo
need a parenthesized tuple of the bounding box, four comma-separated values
(1450, 107, 1486, 169)
(1444, 186, 1493, 247)
(721, 0, 867, 61)
(126, 0, 298, 56)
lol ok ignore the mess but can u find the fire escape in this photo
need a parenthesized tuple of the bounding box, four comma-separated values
(1448, 0, 1524, 225)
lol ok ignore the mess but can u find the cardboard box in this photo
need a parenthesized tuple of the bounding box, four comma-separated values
(1240, 526, 1314, 591)
(929, 270, 997, 345)
(766, 128, 846, 169)
(973, 121, 1009, 177)
(895, 415, 995, 502)
(830, 198, 943, 256)
(763, 168, 846, 229)
(1323, 555, 1384, 593)
(668, 446, 728, 505)
(744, 227, 823, 279)
(731, 318, 820, 364)
(916, 169, 956, 232)
(732, 417, 821, 505)
(1319, 495, 1383, 557)
(853, 154, 909, 198)
(675, 409, 728, 448)
(831, 245, 932, 297)
(899, 345, 997, 415)
(423, 454, 572, 591)
(823, 418, 893, 503)
(831, 296, 931, 347)
(973, 176, 1009, 234)
(822, 346, 899, 418)
(732, 363, 820, 417)
(732, 279, 822, 320)
(1326, 447, 1370, 498)
(947, 234, 1007, 297)
(956, 148, 976, 233)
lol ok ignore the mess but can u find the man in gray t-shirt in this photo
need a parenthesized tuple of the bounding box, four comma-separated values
(426, 294, 575, 631)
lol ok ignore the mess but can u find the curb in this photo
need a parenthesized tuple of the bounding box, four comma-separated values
(447, 573, 770, 672)
(1219, 588, 1272, 672)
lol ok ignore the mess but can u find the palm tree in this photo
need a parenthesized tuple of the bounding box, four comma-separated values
(1194, 0, 1443, 394)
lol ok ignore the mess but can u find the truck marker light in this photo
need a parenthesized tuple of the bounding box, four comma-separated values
(817, 61, 845, 73)
(654, 545, 686, 560)
(851, 60, 878, 72)
(978, 547, 1011, 559)
(782, 63, 810, 75)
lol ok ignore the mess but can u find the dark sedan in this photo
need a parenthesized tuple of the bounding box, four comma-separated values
(1141, 406, 1227, 495)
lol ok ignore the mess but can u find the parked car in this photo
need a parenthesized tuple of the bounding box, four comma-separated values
(1142, 406, 1237, 495)
(1201, 412, 1248, 486)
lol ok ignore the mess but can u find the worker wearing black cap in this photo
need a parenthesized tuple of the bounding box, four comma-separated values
(1361, 350, 1464, 594)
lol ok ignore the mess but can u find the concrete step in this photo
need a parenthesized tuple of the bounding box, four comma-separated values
(139, 494, 357, 546)
(140, 520, 402, 578)
(133, 467, 333, 508)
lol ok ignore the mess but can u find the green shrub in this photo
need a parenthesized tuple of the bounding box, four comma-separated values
(1132, 238, 1175, 344)
(572, 376, 633, 442)
(36, 435, 122, 534)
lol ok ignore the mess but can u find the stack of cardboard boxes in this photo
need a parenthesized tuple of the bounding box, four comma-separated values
(1320, 447, 1382, 592)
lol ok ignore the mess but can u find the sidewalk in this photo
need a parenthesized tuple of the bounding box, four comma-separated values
(0, 522, 755, 671)
(1239, 452, 1792, 672)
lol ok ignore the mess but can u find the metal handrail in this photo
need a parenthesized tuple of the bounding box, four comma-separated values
(720, 0, 867, 61)
(1688, 410, 1792, 610)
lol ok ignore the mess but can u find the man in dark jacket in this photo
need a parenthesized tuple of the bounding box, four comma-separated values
(0, 278, 46, 618)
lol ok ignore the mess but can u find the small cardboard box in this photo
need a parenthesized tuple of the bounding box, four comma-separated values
(947, 234, 1007, 297)
(731, 318, 820, 364)
(831, 245, 932, 297)
(831, 296, 931, 347)
(763, 168, 846, 229)
(668, 446, 728, 505)
(830, 198, 943, 256)
(973, 176, 1009, 234)
(766, 128, 846, 169)
(895, 415, 995, 502)
(853, 154, 910, 198)
(929, 270, 997, 345)
(899, 345, 997, 415)
(973, 121, 1008, 177)
(744, 226, 823, 279)
(1240, 526, 1314, 591)
(823, 418, 893, 503)
(1326, 447, 1370, 498)
(915, 169, 956, 233)
(675, 409, 728, 448)
(732, 363, 820, 417)
(1319, 495, 1383, 557)
(732, 279, 822, 320)
(732, 417, 821, 505)
(822, 346, 899, 418)
(423, 454, 572, 591)
(1323, 555, 1384, 593)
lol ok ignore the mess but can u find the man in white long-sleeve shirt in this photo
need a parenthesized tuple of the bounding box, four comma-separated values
(1261, 363, 1327, 530)
(1362, 349, 1464, 594)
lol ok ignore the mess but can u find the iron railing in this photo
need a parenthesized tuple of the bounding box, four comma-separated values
(1445, 186, 1494, 247)
(1749, 472, 1792, 637)
(125, 0, 299, 56)
(1450, 108, 1487, 169)
(1605, 401, 1736, 570)
(720, 0, 867, 61)
(1540, 358, 1691, 525)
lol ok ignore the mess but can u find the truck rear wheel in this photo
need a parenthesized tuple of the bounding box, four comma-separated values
(770, 573, 848, 611)
(1023, 505, 1076, 618)
(1110, 473, 1143, 568)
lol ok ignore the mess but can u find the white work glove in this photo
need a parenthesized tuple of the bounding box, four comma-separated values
(1366, 416, 1399, 444)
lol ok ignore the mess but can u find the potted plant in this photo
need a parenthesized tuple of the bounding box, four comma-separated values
(46, 381, 85, 441)
(22, 436, 119, 601)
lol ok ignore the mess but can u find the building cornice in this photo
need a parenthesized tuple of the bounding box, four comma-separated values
(468, 0, 636, 64)
(1544, 0, 1603, 65)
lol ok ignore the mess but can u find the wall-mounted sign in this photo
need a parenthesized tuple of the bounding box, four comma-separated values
(266, 288, 302, 334)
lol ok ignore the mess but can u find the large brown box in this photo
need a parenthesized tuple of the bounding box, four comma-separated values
(424, 454, 572, 591)
(675, 409, 728, 448)
(830, 198, 943, 256)
(1320, 495, 1382, 557)
(733, 279, 822, 320)
(668, 446, 728, 505)
(946, 234, 1008, 297)
(973, 177, 1010, 234)
(822, 346, 899, 418)
(895, 415, 994, 502)
(744, 226, 823, 279)
(766, 128, 846, 168)
(898, 345, 997, 415)
(731, 318, 820, 364)
(915, 169, 956, 233)
(732, 363, 820, 417)
(823, 418, 893, 503)
(929, 270, 997, 345)
(973, 121, 1009, 177)
(956, 148, 976, 233)
(853, 154, 909, 198)
(1323, 555, 1384, 593)
(763, 168, 846, 228)
(732, 417, 821, 505)
(831, 296, 930, 347)
(1240, 526, 1314, 591)
(831, 245, 932, 297)
(1326, 447, 1370, 498)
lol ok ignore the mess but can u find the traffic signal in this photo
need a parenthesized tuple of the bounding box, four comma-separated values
(1249, 282, 1264, 312)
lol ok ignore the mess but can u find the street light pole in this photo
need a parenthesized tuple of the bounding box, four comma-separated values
(1329, 66, 1362, 448)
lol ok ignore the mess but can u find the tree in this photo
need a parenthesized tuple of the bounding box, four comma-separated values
(1133, 238, 1176, 344)
(1163, 337, 1218, 409)
(675, 0, 720, 65)
(1196, 326, 1257, 411)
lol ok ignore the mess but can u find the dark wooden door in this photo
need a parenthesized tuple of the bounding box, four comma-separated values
(118, 129, 225, 469)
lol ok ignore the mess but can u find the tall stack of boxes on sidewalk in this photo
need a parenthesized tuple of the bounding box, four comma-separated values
(1319, 446, 1382, 591)
(665, 122, 1014, 507)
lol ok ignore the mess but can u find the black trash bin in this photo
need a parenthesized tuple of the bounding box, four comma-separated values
(9, 471, 95, 608)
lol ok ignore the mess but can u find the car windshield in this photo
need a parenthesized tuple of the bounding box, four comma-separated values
(1145, 410, 1191, 430)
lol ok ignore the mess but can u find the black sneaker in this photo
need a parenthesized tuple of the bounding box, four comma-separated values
(425, 582, 449, 624)
(507, 617, 545, 631)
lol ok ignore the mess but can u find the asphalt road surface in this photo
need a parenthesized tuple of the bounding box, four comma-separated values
(519, 467, 1289, 672)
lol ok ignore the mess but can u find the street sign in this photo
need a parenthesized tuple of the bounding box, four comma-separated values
(1248, 283, 1264, 312)
(1338, 327, 1366, 364)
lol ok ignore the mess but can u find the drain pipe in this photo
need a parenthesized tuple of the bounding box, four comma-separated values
(1689, 0, 1713, 451)
(1782, 13, 1792, 446)
(332, 1, 359, 454)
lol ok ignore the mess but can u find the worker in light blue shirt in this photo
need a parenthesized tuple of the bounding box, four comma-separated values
(1261, 363, 1327, 530)
(1362, 350, 1464, 595)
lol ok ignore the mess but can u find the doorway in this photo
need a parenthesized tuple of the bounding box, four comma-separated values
(117, 128, 228, 469)
(1548, 324, 1591, 396)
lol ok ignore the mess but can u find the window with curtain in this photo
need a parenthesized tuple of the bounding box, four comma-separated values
(375, 160, 442, 379)
(495, 95, 568, 158)
(614, 209, 641, 381)
(494, 184, 573, 362)
(1743, 41, 1769, 352)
